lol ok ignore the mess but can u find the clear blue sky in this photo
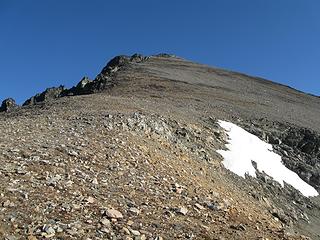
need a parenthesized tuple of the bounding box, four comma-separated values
(1, 1, 319, 104)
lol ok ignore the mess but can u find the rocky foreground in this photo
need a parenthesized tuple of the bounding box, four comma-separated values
(0, 54, 320, 239)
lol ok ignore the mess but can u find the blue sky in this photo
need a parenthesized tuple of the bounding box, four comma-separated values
(0, 1, 319, 104)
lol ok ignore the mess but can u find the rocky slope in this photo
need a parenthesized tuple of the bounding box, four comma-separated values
(0, 54, 320, 239)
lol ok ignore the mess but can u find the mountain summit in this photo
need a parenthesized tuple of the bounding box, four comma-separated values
(1, 54, 320, 239)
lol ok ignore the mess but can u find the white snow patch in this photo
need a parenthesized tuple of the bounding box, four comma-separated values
(217, 120, 318, 197)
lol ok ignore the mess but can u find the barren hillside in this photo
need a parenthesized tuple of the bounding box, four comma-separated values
(1, 54, 320, 240)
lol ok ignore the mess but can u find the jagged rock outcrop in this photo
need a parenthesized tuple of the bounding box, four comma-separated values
(20, 54, 149, 106)
(65, 77, 93, 96)
(101, 54, 148, 75)
(23, 85, 66, 106)
(100, 55, 131, 75)
(0, 98, 17, 112)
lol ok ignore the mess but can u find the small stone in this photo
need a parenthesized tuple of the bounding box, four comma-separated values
(128, 207, 140, 215)
(238, 224, 246, 231)
(68, 150, 78, 157)
(92, 178, 99, 184)
(43, 226, 55, 235)
(56, 226, 64, 233)
(105, 208, 123, 219)
(154, 236, 163, 240)
(230, 224, 246, 231)
(27, 236, 37, 240)
(85, 196, 95, 204)
(122, 227, 131, 235)
(195, 203, 205, 210)
(66, 228, 78, 235)
(5, 236, 18, 240)
(176, 188, 183, 194)
(100, 227, 110, 233)
(130, 229, 140, 236)
(176, 206, 188, 215)
(127, 220, 134, 226)
(41, 225, 56, 238)
(72, 204, 81, 210)
(100, 218, 111, 227)
(3, 200, 12, 207)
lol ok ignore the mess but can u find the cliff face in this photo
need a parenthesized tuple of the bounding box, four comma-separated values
(0, 54, 320, 239)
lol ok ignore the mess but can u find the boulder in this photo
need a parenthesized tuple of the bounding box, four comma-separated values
(0, 98, 17, 112)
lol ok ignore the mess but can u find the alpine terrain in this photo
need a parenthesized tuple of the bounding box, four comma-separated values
(1, 54, 320, 240)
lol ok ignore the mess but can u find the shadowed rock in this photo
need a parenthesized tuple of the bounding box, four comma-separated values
(23, 85, 66, 106)
(0, 98, 17, 112)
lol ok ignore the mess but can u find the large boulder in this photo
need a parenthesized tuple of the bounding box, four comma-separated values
(0, 98, 17, 112)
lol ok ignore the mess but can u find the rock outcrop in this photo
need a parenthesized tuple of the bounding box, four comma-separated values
(241, 120, 320, 192)
(19, 53, 149, 106)
(0, 98, 17, 112)
(23, 85, 66, 106)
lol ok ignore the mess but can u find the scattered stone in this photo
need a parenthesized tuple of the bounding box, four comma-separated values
(195, 203, 205, 210)
(3, 200, 14, 207)
(128, 207, 140, 215)
(72, 204, 81, 210)
(100, 227, 110, 233)
(41, 225, 56, 238)
(85, 196, 95, 204)
(27, 236, 37, 240)
(92, 178, 99, 184)
(100, 218, 111, 227)
(127, 220, 134, 226)
(130, 229, 140, 236)
(122, 227, 131, 235)
(105, 208, 123, 219)
(230, 224, 246, 231)
(176, 206, 188, 215)
(172, 183, 184, 194)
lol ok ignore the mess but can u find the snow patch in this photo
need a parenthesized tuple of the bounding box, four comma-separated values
(217, 120, 318, 197)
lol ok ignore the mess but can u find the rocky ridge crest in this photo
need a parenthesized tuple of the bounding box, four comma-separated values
(0, 53, 159, 110)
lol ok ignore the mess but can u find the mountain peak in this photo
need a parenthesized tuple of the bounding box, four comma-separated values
(1, 53, 320, 239)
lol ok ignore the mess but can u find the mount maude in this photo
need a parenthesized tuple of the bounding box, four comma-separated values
(1, 54, 320, 240)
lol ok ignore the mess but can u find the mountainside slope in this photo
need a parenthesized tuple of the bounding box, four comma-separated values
(0, 54, 320, 239)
